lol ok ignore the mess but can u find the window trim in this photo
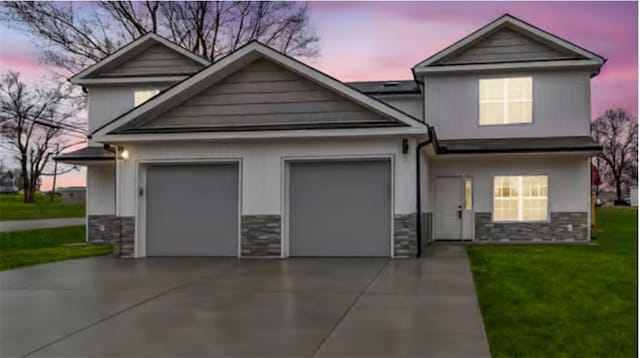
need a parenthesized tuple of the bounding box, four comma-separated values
(491, 174, 550, 224)
(478, 75, 534, 127)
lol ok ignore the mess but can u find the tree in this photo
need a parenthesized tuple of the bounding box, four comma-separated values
(1, 1, 319, 74)
(591, 108, 638, 201)
(0, 71, 84, 203)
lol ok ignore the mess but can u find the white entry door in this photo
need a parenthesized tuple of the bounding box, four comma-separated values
(434, 177, 463, 240)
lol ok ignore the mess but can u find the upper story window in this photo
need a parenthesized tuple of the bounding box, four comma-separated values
(479, 77, 532, 125)
(134, 89, 160, 107)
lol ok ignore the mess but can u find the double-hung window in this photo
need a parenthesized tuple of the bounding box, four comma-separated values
(134, 89, 160, 107)
(479, 77, 532, 125)
(493, 175, 548, 222)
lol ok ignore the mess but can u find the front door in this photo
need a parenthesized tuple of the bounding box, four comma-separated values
(434, 177, 463, 240)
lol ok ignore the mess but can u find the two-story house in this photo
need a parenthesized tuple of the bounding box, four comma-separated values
(56, 14, 603, 258)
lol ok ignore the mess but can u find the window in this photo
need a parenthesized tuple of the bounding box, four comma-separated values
(493, 175, 548, 222)
(464, 178, 473, 210)
(134, 89, 160, 107)
(479, 77, 532, 125)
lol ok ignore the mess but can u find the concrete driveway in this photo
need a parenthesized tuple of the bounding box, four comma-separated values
(1, 245, 489, 357)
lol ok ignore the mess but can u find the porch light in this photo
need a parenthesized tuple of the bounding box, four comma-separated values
(119, 147, 129, 160)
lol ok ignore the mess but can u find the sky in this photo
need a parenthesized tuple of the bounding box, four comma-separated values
(0, 1, 637, 190)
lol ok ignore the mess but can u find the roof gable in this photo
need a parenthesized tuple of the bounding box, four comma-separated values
(70, 33, 210, 84)
(414, 14, 604, 70)
(116, 57, 402, 133)
(92, 41, 425, 138)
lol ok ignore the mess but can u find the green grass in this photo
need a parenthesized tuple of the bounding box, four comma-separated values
(467, 207, 637, 358)
(0, 194, 85, 221)
(0, 226, 111, 271)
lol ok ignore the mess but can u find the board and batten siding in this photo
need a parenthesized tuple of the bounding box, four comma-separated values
(93, 44, 204, 78)
(437, 28, 580, 65)
(136, 58, 396, 129)
(424, 69, 591, 139)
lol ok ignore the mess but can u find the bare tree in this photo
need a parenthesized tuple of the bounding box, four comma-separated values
(0, 71, 84, 203)
(591, 108, 638, 201)
(1, 1, 319, 74)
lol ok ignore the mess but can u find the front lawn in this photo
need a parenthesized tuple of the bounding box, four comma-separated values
(468, 207, 637, 357)
(0, 194, 85, 221)
(0, 226, 111, 271)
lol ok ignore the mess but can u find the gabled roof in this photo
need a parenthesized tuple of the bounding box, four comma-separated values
(414, 14, 605, 75)
(70, 33, 210, 85)
(91, 41, 426, 139)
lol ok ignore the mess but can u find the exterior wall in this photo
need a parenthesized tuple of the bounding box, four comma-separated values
(86, 164, 116, 244)
(116, 136, 418, 258)
(94, 44, 203, 78)
(87, 164, 115, 215)
(429, 153, 591, 241)
(87, 83, 173, 135)
(140, 59, 395, 130)
(475, 212, 588, 242)
(424, 69, 591, 139)
(375, 95, 423, 120)
(393, 214, 417, 257)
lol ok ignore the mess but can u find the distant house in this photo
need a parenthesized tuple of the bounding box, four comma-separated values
(631, 187, 638, 206)
(0, 183, 18, 194)
(58, 187, 86, 205)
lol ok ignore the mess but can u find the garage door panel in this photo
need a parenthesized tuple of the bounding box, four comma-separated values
(289, 160, 391, 257)
(146, 163, 238, 256)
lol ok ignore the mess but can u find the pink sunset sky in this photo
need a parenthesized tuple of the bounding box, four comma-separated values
(0, 1, 637, 190)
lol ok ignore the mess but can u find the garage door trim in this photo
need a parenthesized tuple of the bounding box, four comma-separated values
(281, 155, 395, 258)
(136, 158, 243, 258)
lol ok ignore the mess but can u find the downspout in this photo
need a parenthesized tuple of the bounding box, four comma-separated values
(415, 126, 436, 258)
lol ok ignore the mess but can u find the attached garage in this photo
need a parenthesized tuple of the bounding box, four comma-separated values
(288, 159, 392, 257)
(145, 163, 239, 256)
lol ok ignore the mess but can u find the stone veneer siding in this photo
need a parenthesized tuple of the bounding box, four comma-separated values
(88, 215, 119, 244)
(393, 213, 417, 257)
(111, 217, 135, 258)
(475, 212, 589, 242)
(241, 215, 281, 257)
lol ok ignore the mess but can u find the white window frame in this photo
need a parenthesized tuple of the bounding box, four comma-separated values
(479, 77, 533, 125)
(134, 89, 160, 107)
(492, 175, 549, 223)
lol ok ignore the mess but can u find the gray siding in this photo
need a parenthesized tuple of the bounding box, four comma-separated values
(94, 44, 203, 78)
(437, 28, 579, 65)
(425, 69, 591, 139)
(87, 84, 173, 132)
(137, 58, 396, 130)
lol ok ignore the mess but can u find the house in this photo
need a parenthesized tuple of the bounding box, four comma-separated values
(55, 14, 603, 258)
(631, 187, 638, 206)
(58, 186, 86, 205)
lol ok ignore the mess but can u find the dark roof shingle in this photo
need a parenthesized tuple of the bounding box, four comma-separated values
(346, 80, 420, 95)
